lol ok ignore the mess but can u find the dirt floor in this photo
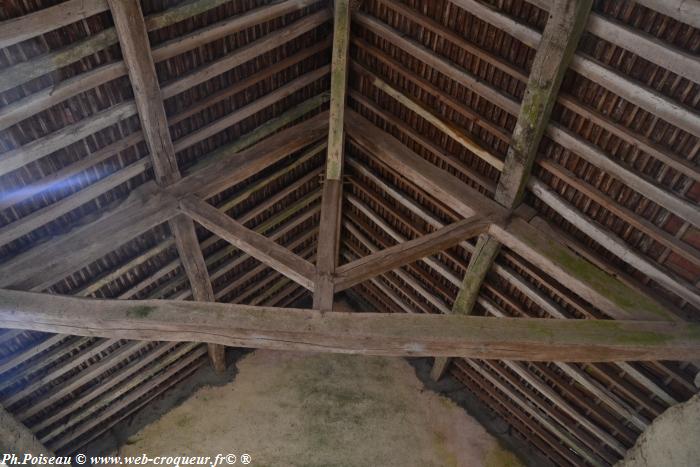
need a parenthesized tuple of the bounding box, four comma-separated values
(119, 349, 523, 467)
(617, 393, 700, 467)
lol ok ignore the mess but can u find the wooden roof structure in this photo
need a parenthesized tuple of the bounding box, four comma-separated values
(0, 0, 699, 464)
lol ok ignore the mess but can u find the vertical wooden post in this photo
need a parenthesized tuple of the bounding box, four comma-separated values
(431, 0, 592, 380)
(313, 0, 351, 310)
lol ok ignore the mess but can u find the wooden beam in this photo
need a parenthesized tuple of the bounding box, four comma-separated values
(345, 110, 678, 322)
(634, 0, 700, 29)
(357, 1, 700, 186)
(528, 178, 700, 308)
(348, 158, 685, 416)
(334, 215, 493, 291)
(489, 218, 677, 322)
(0, 0, 322, 132)
(326, 0, 351, 180)
(431, 0, 592, 380)
(497, 0, 591, 206)
(0, 404, 61, 464)
(0, 0, 232, 95)
(0, 109, 327, 291)
(313, 179, 343, 309)
(313, 0, 351, 310)
(0, 0, 108, 49)
(526, 0, 699, 83)
(179, 196, 316, 291)
(449, 0, 700, 139)
(546, 124, 700, 229)
(0, 289, 698, 362)
(345, 111, 499, 218)
(352, 61, 505, 170)
(169, 215, 226, 372)
(109, 0, 225, 371)
(109, 0, 179, 185)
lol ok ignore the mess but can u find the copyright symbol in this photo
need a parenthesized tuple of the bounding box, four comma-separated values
(225, 454, 236, 464)
(240, 454, 251, 465)
(75, 454, 86, 464)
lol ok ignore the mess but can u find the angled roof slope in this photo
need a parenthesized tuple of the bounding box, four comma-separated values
(0, 0, 698, 464)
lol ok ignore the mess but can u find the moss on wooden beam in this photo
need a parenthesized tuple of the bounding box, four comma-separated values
(0, 289, 699, 362)
(491, 219, 674, 321)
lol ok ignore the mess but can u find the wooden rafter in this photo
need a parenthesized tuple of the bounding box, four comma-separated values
(313, 0, 352, 310)
(431, 0, 592, 378)
(108, 0, 218, 371)
(0, 289, 698, 362)
(450, 0, 700, 139)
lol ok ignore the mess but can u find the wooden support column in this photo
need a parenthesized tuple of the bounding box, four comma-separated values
(431, 0, 592, 380)
(314, 179, 343, 309)
(313, 0, 351, 309)
(108, 0, 225, 372)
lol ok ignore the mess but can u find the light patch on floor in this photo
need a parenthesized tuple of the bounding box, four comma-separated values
(119, 350, 522, 467)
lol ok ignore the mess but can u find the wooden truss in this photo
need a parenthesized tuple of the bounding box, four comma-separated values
(0, 0, 698, 370)
(1, 0, 699, 459)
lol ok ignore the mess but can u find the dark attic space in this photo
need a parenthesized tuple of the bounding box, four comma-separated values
(0, 0, 699, 466)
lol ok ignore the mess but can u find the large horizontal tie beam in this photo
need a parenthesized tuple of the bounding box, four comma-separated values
(334, 215, 495, 291)
(0, 289, 698, 362)
(179, 195, 316, 291)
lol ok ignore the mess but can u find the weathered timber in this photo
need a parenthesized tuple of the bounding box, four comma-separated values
(345, 110, 500, 218)
(312, 0, 351, 309)
(0, 0, 319, 131)
(334, 215, 493, 291)
(110, 0, 225, 371)
(169, 215, 227, 372)
(449, 0, 700, 138)
(179, 196, 317, 291)
(326, 0, 351, 180)
(109, 0, 179, 185)
(488, 218, 677, 322)
(0, 111, 327, 291)
(0, 0, 108, 48)
(529, 178, 700, 308)
(313, 179, 343, 310)
(346, 110, 678, 322)
(432, 0, 592, 380)
(0, 289, 698, 362)
(352, 61, 504, 170)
